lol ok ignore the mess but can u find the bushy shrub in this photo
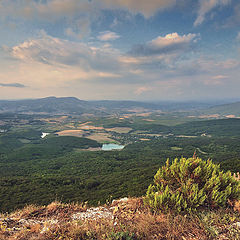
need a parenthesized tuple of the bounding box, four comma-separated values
(108, 231, 137, 240)
(145, 157, 240, 213)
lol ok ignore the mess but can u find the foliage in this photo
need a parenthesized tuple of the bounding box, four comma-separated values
(108, 231, 137, 240)
(0, 113, 240, 212)
(145, 157, 240, 213)
(103, 118, 240, 137)
(0, 134, 240, 212)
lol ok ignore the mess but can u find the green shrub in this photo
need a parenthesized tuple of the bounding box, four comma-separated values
(108, 231, 137, 240)
(145, 157, 240, 213)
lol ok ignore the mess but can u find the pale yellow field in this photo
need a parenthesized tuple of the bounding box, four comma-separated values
(136, 113, 152, 117)
(225, 115, 236, 118)
(57, 130, 84, 137)
(86, 132, 114, 143)
(137, 133, 163, 137)
(105, 127, 132, 133)
(199, 114, 220, 118)
(40, 116, 68, 123)
(143, 119, 155, 122)
(176, 135, 197, 138)
(171, 146, 183, 150)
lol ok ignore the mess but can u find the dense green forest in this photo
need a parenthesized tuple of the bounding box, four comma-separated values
(0, 112, 239, 212)
(102, 118, 240, 137)
(0, 121, 239, 212)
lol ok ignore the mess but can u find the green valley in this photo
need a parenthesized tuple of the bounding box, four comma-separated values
(0, 103, 239, 212)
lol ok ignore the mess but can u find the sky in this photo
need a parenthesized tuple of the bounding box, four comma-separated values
(0, 0, 240, 101)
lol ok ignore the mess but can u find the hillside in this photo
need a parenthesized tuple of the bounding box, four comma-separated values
(172, 118, 240, 136)
(0, 97, 99, 115)
(1, 96, 240, 119)
(90, 100, 213, 112)
(199, 101, 240, 117)
(2, 157, 240, 240)
(0, 97, 221, 115)
(0, 197, 240, 240)
(0, 116, 240, 212)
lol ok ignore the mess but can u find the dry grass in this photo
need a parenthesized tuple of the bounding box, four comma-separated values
(86, 132, 114, 143)
(9, 201, 87, 221)
(233, 200, 240, 213)
(198, 114, 220, 119)
(57, 130, 84, 137)
(1, 198, 240, 240)
(105, 127, 133, 134)
(142, 119, 155, 122)
(233, 172, 240, 181)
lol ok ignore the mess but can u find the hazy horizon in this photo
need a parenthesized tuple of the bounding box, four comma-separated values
(0, 0, 240, 101)
(0, 96, 239, 105)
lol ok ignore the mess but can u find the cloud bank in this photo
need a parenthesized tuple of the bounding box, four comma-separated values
(1, 30, 237, 100)
(0, 0, 235, 35)
(0, 1, 239, 100)
(0, 83, 26, 88)
(130, 33, 197, 56)
(0, 0, 177, 20)
(97, 31, 120, 41)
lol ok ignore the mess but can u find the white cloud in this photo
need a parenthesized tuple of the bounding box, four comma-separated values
(10, 32, 121, 71)
(1, 30, 240, 100)
(149, 32, 197, 49)
(0, 0, 179, 43)
(129, 32, 198, 60)
(194, 0, 231, 26)
(134, 86, 152, 95)
(3, 32, 126, 93)
(212, 75, 228, 79)
(97, 31, 120, 41)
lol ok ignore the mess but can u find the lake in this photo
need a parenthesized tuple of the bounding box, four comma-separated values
(102, 143, 124, 151)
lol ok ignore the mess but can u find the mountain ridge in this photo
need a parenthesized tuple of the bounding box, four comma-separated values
(199, 101, 240, 116)
(0, 96, 239, 116)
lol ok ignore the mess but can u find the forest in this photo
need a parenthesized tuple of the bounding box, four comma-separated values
(0, 114, 239, 212)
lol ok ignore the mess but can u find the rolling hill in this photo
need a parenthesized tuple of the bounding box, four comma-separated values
(199, 101, 240, 117)
(0, 96, 239, 117)
(0, 97, 98, 115)
(0, 97, 220, 115)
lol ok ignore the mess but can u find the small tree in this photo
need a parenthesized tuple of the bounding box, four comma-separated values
(145, 157, 240, 213)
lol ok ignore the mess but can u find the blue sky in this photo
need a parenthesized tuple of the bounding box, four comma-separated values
(0, 0, 239, 101)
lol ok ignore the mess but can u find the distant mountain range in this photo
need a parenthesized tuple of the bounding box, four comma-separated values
(199, 101, 240, 116)
(0, 96, 239, 116)
(90, 100, 213, 112)
(0, 97, 97, 115)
